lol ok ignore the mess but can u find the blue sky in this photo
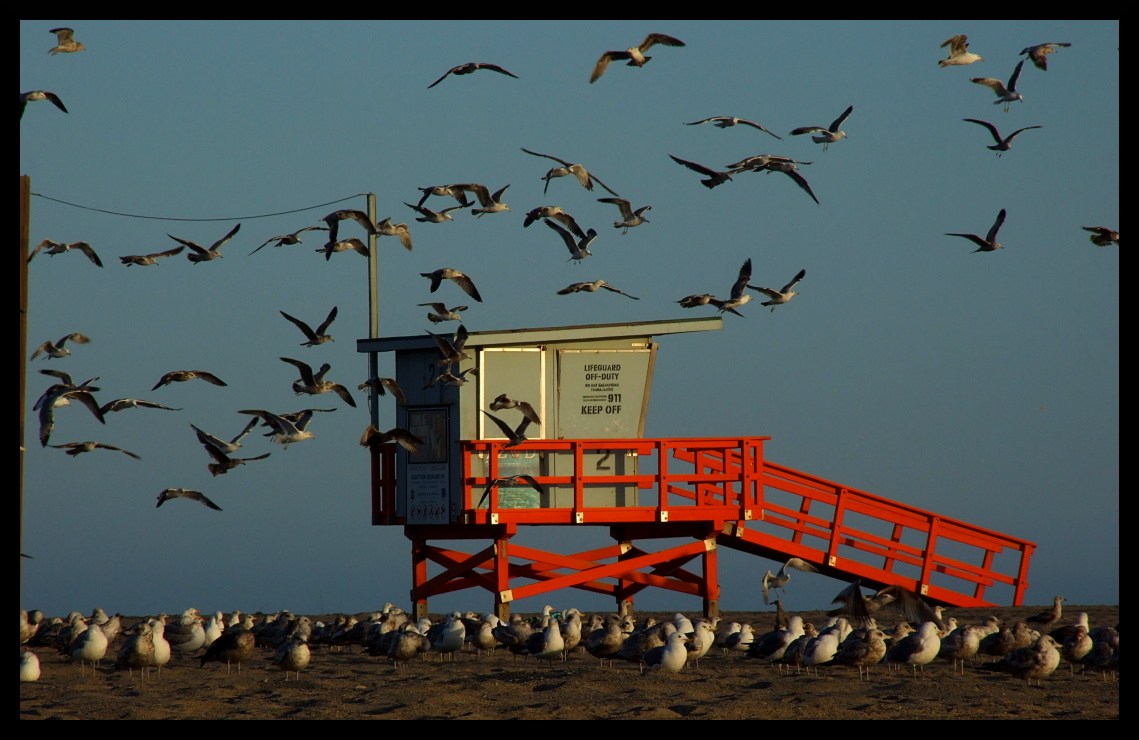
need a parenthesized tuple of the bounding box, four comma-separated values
(21, 20, 1118, 617)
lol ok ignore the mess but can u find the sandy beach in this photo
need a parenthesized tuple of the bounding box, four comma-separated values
(20, 604, 1118, 720)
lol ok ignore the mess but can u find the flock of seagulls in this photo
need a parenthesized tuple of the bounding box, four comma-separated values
(19, 598, 1118, 687)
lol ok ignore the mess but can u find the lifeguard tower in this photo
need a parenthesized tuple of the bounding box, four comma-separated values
(358, 317, 1035, 620)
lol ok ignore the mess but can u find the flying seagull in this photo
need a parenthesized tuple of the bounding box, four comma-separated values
(119, 246, 185, 266)
(1082, 226, 1119, 246)
(970, 60, 1026, 112)
(761, 557, 819, 604)
(1020, 42, 1071, 71)
(748, 268, 807, 311)
(190, 418, 259, 456)
(376, 217, 413, 250)
(48, 28, 85, 55)
(280, 357, 356, 407)
(27, 239, 102, 267)
(424, 367, 478, 389)
(522, 206, 586, 237)
(30, 332, 89, 360)
(677, 293, 715, 309)
(157, 488, 222, 511)
(708, 258, 753, 316)
(418, 302, 468, 324)
(557, 280, 638, 300)
(597, 198, 651, 233)
(481, 410, 532, 448)
(427, 62, 519, 88)
(427, 324, 471, 369)
(169, 223, 241, 264)
(421, 268, 483, 302)
(544, 218, 597, 262)
(726, 154, 813, 171)
(477, 474, 544, 508)
(238, 409, 316, 447)
(405, 201, 470, 223)
(21, 91, 68, 119)
(202, 444, 271, 477)
(454, 183, 511, 217)
(669, 154, 740, 189)
(939, 34, 984, 67)
(790, 105, 853, 150)
(946, 208, 1008, 252)
(963, 118, 1041, 155)
(279, 306, 337, 346)
(521, 148, 620, 196)
(99, 398, 182, 415)
(50, 441, 141, 460)
(416, 185, 471, 208)
(250, 226, 328, 255)
(359, 425, 424, 454)
(315, 238, 369, 260)
(685, 116, 782, 140)
(358, 377, 408, 405)
(489, 394, 542, 426)
(322, 209, 376, 245)
(152, 370, 228, 391)
(590, 33, 686, 83)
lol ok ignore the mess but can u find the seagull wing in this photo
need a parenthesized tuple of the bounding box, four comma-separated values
(521, 148, 572, 167)
(598, 197, 633, 220)
(780, 269, 807, 293)
(963, 118, 1004, 146)
(829, 105, 854, 132)
(427, 67, 457, 88)
(737, 119, 783, 139)
(71, 242, 103, 268)
(482, 410, 516, 439)
(669, 154, 718, 177)
(315, 305, 338, 335)
(280, 357, 316, 385)
(590, 51, 629, 83)
(600, 283, 639, 300)
(1007, 59, 1025, 91)
(640, 33, 686, 51)
(782, 169, 819, 204)
(210, 223, 242, 251)
(280, 311, 317, 342)
(986, 209, 1007, 243)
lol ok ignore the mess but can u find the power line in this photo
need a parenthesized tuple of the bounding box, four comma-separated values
(29, 192, 368, 222)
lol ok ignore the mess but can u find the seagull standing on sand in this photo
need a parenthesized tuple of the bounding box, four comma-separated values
(790, 105, 853, 150)
(557, 280, 639, 300)
(30, 332, 90, 360)
(273, 633, 312, 680)
(946, 208, 1007, 252)
(748, 268, 807, 311)
(1026, 595, 1066, 629)
(597, 198, 651, 233)
(427, 62, 519, 88)
(642, 631, 691, 674)
(119, 246, 185, 266)
(421, 268, 483, 302)
(1020, 42, 1071, 71)
(939, 35, 984, 67)
(48, 28, 85, 54)
(590, 33, 686, 83)
(980, 635, 1061, 684)
(970, 60, 1027, 112)
(157, 488, 223, 511)
(170, 223, 241, 264)
(762, 557, 819, 604)
(962, 118, 1041, 156)
(21, 91, 68, 119)
(27, 239, 102, 267)
(885, 621, 942, 678)
(20, 652, 41, 682)
(280, 306, 337, 347)
(521, 148, 620, 196)
(685, 116, 782, 140)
